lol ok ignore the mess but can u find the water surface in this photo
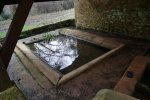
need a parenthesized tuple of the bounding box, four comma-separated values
(28, 35, 109, 74)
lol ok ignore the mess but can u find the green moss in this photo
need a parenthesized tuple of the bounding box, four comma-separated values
(0, 25, 35, 40)
(21, 19, 75, 38)
(0, 19, 75, 40)
(92, 89, 137, 100)
(0, 86, 26, 100)
(22, 25, 36, 32)
(0, 32, 6, 39)
(43, 33, 56, 41)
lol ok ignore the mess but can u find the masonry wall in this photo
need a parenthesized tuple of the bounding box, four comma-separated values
(75, 0, 150, 40)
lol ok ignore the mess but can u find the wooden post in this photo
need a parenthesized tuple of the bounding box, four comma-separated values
(0, 3, 4, 14)
(0, 0, 34, 68)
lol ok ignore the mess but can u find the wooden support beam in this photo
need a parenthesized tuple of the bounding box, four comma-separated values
(0, 68, 14, 92)
(0, 0, 34, 68)
(3, 0, 62, 5)
(114, 56, 150, 95)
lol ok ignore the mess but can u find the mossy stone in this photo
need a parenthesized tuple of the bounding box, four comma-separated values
(0, 86, 26, 100)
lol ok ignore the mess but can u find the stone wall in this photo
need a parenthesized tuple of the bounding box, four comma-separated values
(75, 0, 150, 40)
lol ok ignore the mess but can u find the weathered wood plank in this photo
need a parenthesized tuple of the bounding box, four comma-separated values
(0, 0, 34, 68)
(58, 44, 124, 85)
(60, 28, 123, 49)
(14, 47, 54, 90)
(114, 56, 150, 95)
(16, 42, 62, 85)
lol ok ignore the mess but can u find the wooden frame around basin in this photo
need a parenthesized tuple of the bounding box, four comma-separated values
(114, 56, 150, 95)
(15, 28, 124, 86)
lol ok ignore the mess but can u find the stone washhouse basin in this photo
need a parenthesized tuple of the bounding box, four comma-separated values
(15, 28, 124, 86)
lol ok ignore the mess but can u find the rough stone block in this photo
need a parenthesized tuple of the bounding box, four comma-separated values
(92, 89, 139, 100)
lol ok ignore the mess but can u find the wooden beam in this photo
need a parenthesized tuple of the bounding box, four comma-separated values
(0, 68, 13, 92)
(114, 56, 150, 95)
(0, 0, 34, 68)
(3, 0, 62, 5)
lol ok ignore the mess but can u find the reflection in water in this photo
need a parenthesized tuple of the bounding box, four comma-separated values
(29, 34, 109, 74)
(34, 35, 79, 70)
